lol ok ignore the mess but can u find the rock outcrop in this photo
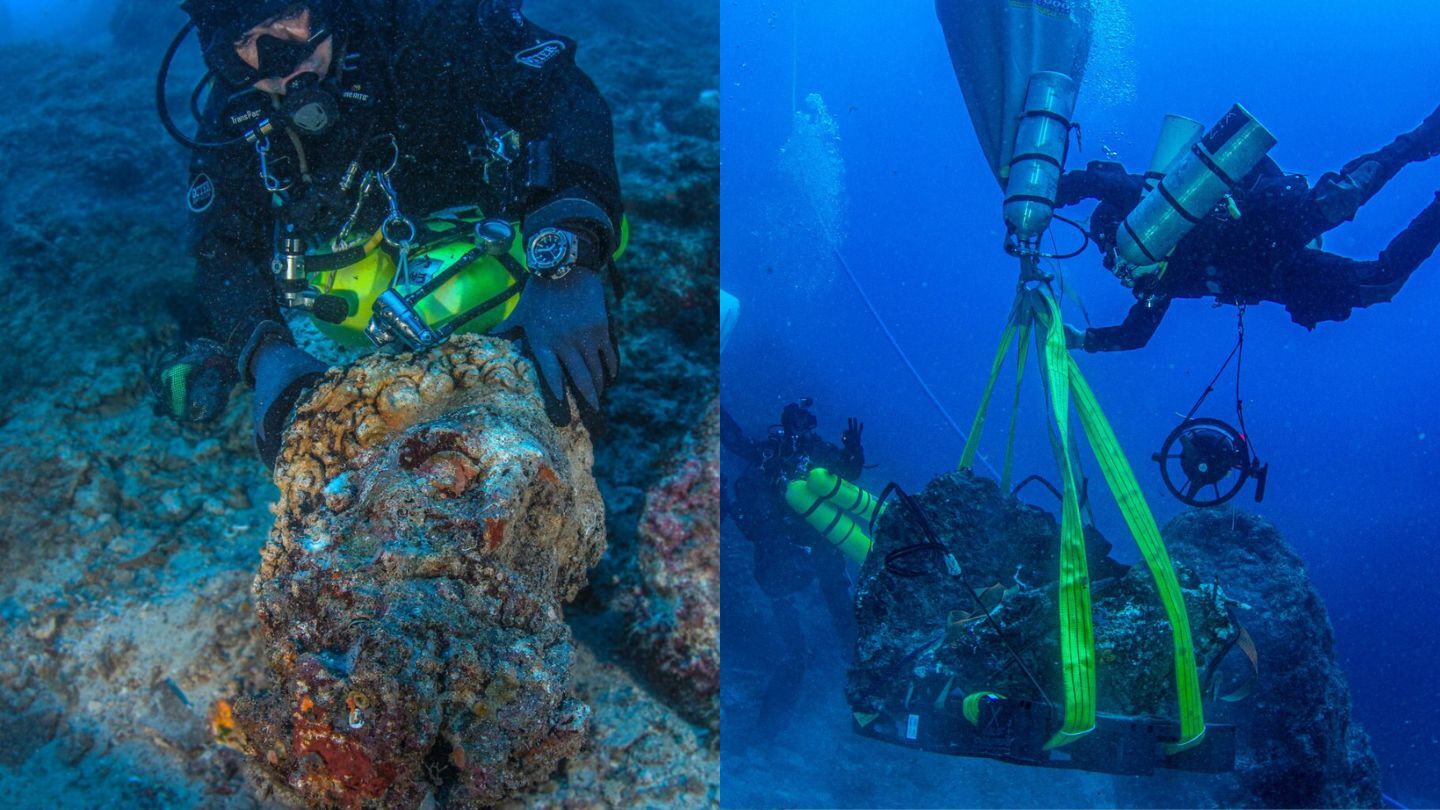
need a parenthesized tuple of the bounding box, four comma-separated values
(623, 400, 720, 729)
(1118, 510, 1383, 809)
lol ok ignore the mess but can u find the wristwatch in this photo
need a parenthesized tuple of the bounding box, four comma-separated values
(525, 226, 601, 280)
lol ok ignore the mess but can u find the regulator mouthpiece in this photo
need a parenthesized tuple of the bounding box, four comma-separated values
(282, 72, 339, 136)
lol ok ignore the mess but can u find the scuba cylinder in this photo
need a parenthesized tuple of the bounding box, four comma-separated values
(1143, 114, 1205, 192)
(785, 479, 873, 566)
(311, 209, 525, 349)
(314, 209, 630, 351)
(803, 467, 881, 524)
(783, 467, 881, 566)
(1115, 105, 1276, 270)
(1003, 72, 1079, 242)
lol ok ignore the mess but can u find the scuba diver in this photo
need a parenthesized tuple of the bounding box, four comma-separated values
(149, 0, 622, 465)
(1063, 104, 1440, 352)
(721, 398, 865, 725)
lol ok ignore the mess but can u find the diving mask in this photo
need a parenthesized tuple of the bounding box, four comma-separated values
(206, 23, 333, 88)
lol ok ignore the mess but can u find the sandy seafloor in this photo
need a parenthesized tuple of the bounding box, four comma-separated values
(0, 0, 718, 806)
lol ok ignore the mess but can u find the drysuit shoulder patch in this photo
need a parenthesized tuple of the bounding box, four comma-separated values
(187, 173, 215, 213)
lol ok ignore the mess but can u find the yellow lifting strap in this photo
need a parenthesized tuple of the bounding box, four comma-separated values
(959, 296, 1021, 473)
(958, 284, 1206, 754)
(962, 691, 1006, 726)
(1001, 323, 1031, 494)
(1035, 297, 1096, 749)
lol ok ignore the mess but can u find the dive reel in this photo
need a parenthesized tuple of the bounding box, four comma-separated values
(1152, 307, 1268, 508)
(1153, 417, 1267, 508)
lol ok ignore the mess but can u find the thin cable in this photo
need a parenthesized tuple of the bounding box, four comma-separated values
(1184, 329, 1241, 421)
(829, 245, 1001, 479)
(189, 69, 214, 124)
(1232, 306, 1259, 457)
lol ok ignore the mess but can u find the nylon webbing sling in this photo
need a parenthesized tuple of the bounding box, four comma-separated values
(957, 284, 1206, 753)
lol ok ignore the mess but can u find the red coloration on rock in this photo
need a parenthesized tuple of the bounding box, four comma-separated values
(484, 518, 507, 551)
(291, 717, 395, 801)
(624, 400, 720, 728)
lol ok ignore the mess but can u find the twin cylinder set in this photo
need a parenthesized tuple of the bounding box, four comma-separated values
(1002, 71, 1277, 273)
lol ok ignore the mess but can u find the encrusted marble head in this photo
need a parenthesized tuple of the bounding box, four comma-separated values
(238, 336, 604, 807)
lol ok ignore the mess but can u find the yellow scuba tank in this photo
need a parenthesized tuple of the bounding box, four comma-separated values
(310, 210, 631, 349)
(783, 467, 881, 566)
(1115, 105, 1276, 270)
(309, 208, 523, 347)
(802, 467, 881, 523)
(1003, 71, 1079, 242)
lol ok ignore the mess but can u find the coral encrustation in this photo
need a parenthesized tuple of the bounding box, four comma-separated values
(237, 336, 605, 808)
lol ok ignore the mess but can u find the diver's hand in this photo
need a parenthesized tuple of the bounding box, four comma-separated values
(1064, 324, 1087, 351)
(148, 338, 237, 424)
(494, 267, 617, 426)
(842, 417, 864, 450)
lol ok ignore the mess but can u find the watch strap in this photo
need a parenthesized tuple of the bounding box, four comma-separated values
(571, 229, 603, 268)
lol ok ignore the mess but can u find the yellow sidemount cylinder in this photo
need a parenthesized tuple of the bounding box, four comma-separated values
(309, 212, 524, 348)
(310, 211, 630, 349)
(1143, 114, 1205, 192)
(804, 467, 880, 523)
(785, 480, 873, 565)
(1003, 71, 1079, 241)
(1116, 104, 1276, 269)
(784, 467, 879, 566)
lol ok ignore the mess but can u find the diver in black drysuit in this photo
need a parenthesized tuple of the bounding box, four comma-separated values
(721, 400, 864, 723)
(1065, 104, 1440, 352)
(156, 0, 621, 464)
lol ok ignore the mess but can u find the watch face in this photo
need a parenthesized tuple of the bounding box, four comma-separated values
(528, 229, 571, 271)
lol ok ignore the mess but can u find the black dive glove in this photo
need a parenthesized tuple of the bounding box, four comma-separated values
(251, 340, 328, 470)
(495, 267, 618, 426)
(842, 417, 864, 452)
(499, 197, 621, 427)
(149, 338, 237, 423)
(240, 321, 328, 470)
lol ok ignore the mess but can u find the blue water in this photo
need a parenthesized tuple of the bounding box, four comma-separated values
(722, 1, 1440, 806)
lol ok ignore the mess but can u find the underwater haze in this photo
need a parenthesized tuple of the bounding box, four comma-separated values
(722, 0, 1440, 806)
(0, 0, 124, 47)
(1, 0, 719, 805)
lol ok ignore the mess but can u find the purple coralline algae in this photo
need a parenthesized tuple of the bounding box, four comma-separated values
(624, 400, 720, 728)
